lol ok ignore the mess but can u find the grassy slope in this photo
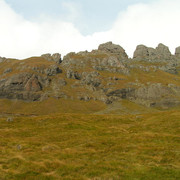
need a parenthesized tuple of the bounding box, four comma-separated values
(0, 111, 179, 179)
(0, 98, 106, 115)
(0, 57, 180, 179)
(1, 56, 180, 116)
(95, 99, 159, 115)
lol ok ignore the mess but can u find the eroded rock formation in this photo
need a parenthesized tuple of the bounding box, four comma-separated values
(1, 42, 180, 109)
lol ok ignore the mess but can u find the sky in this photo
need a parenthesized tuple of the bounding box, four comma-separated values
(0, 0, 180, 59)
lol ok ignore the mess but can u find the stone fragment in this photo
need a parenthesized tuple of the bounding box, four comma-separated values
(6, 117, 13, 122)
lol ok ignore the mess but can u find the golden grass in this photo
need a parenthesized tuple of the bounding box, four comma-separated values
(0, 111, 179, 179)
(0, 98, 106, 115)
(96, 99, 158, 115)
(0, 56, 180, 179)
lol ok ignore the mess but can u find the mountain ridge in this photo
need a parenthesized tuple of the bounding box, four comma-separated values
(1, 41, 180, 114)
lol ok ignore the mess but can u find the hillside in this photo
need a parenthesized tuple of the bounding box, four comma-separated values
(1, 42, 180, 115)
(0, 42, 180, 179)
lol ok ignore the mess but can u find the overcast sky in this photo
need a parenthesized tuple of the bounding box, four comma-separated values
(0, 0, 180, 59)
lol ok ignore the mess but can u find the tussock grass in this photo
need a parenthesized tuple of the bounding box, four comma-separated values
(0, 111, 179, 179)
(0, 98, 106, 115)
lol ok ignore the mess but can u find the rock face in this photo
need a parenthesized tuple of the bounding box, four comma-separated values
(132, 43, 178, 74)
(41, 53, 62, 64)
(133, 45, 150, 60)
(4, 68, 12, 74)
(156, 43, 172, 60)
(105, 83, 177, 107)
(66, 69, 81, 80)
(175, 46, 180, 58)
(1, 42, 180, 110)
(0, 63, 62, 101)
(133, 43, 172, 61)
(134, 84, 173, 106)
(98, 41, 128, 60)
(44, 65, 62, 76)
(81, 71, 101, 88)
(0, 73, 44, 101)
(62, 42, 129, 75)
(107, 88, 135, 99)
(0, 57, 6, 63)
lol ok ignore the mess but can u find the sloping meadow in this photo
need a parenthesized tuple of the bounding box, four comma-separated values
(0, 111, 179, 179)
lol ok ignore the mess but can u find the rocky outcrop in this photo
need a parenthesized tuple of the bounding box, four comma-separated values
(0, 57, 6, 63)
(3, 68, 12, 74)
(62, 43, 129, 75)
(134, 83, 172, 101)
(107, 88, 135, 99)
(93, 56, 129, 74)
(98, 41, 128, 60)
(41, 53, 62, 64)
(156, 43, 172, 60)
(133, 43, 172, 61)
(24, 75, 42, 92)
(81, 71, 101, 89)
(133, 45, 150, 60)
(29, 65, 62, 76)
(105, 83, 180, 108)
(132, 43, 178, 74)
(1, 42, 180, 110)
(0, 73, 50, 101)
(44, 65, 62, 76)
(66, 69, 81, 80)
(159, 62, 177, 74)
(175, 46, 180, 58)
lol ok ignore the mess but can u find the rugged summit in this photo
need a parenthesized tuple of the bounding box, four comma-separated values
(175, 46, 180, 58)
(133, 43, 172, 61)
(41, 53, 62, 64)
(98, 41, 128, 60)
(1, 42, 180, 113)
